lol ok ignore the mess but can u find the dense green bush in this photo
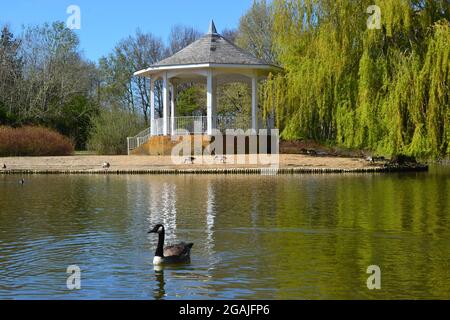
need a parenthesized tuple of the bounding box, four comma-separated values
(0, 126, 74, 156)
(87, 109, 146, 155)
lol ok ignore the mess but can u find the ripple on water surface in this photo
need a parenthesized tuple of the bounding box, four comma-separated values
(0, 168, 449, 299)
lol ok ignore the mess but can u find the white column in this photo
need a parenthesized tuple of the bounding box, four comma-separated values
(150, 78, 155, 136)
(251, 75, 259, 133)
(206, 70, 216, 135)
(170, 83, 176, 136)
(213, 81, 217, 123)
(162, 72, 169, 135)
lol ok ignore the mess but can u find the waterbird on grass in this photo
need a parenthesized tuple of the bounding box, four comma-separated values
(148, 224, 194, 265)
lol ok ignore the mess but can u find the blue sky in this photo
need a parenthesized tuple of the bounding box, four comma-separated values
(1, 0, 253, 62)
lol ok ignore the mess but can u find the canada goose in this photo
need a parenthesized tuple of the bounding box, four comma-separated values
(184, 157, 195, 164)
(148, 224, 194, 265)
(367, 156, 386, 163)
(366, 156, 374, 163)
(214, 155, 227, 164)
(102, 162, 111, 169)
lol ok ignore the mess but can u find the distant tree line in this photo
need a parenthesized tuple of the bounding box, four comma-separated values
(1, 0, 446, 158)
(0, 22, 97, 150)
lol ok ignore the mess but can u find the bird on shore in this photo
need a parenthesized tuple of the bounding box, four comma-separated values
(102, 162, 111, 169)
(366, 156, 374, 163)
(184, 157, 195, 164)
(214, 155, 227, 164)
(366, 156, 386, 163)
(148, 224, 194, 265)
(2, 164, 6, 169)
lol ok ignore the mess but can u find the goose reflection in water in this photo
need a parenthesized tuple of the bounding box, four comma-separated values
(153, 266, 166, 300)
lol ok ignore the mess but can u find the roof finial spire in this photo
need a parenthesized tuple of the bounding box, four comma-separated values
(208, 20, 218, 35)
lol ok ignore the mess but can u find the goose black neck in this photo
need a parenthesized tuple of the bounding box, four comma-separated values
(155, 228, 165, 257)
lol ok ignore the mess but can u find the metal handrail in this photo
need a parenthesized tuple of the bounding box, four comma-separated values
(134, 127, 151, 138)
(173, 116, 208, 134)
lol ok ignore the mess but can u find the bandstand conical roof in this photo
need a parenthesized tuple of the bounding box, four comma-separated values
(135, 20, 281, 77)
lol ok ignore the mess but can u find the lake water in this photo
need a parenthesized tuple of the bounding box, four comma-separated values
(0, 166, 449, 299)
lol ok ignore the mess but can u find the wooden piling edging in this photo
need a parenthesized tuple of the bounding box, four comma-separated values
(0, 164, 429, 176)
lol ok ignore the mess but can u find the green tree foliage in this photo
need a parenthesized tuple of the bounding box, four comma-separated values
(87, 108, 146, 155)
(176, 86, 206, 116)
(218, 83, 252, 127)
(264, 0, 449, 159)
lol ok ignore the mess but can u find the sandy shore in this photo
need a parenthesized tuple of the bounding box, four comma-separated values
(0, 154, 369, 169)
(0, 154, 427, 174)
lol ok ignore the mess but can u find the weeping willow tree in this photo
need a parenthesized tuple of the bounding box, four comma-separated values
(263, 0, 449, 159)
